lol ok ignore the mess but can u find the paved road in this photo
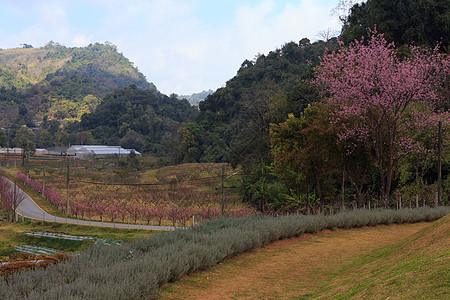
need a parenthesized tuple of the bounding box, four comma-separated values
(8, 179, 176, 231)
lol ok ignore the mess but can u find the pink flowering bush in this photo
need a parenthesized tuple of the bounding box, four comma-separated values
(313, 30, 449, 204)
(17, 170, 64, 210)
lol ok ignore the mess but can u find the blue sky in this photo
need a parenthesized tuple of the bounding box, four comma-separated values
(0, 0, 350, 95)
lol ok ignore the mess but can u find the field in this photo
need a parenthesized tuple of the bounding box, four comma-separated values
(0, 219, 156, 256)
(158, 216, 449, 299)
(2, 158, 250, 227)
(0, 207, 448, 299)
(1, 157, 448, 299)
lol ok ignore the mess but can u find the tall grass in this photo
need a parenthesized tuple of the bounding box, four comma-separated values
(0, 207, 448, 299)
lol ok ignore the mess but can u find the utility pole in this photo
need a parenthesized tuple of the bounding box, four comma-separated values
(13, 180, 17, 222)
(6, 129, 9, 167)
(42, 162, 45, 197)
(437, 121, 442, 206)
(64, 152, 76, 216)
(66, 153, 70, 216)
(221, 165, 225, 216)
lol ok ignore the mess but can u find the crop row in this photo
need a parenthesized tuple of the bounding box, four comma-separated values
(17, 170, 257, 226)
(1, 206, 448, 299)
(0, 253, 69, 278)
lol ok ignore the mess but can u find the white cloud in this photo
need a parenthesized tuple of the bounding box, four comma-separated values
(72, 35, 93, 47)
(0, 0, 343, 95)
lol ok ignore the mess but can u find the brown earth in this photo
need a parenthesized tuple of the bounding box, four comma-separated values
(157, 222, 430, 299)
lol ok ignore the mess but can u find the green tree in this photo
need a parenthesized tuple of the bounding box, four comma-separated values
(178, 124, 201, 163)
(341, 0, 449, 50)
(13, 126, 36, 166)
(0, 130, 7, 147)
(270, 104, 338, 212)
(38, 130, 54, 148)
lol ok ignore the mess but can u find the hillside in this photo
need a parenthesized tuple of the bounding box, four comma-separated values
(158, 215, 449, 299)
(171, 38, 336, 166)
(178, 89, 214, 106)
(0, 42, 152, 90)
(319, 214, 450, 299)
(0, 42, 155, 127)
(78, 86, 198, 153)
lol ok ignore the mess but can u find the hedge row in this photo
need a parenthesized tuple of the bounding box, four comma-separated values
(1, 207, 448, 299)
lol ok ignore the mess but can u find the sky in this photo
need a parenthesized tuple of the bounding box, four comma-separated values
(0, 0, 345, 96)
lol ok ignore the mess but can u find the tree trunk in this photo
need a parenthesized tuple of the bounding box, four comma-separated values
(341, 168, 345, 210)
(306, 192, 311, 215)
(316, 179, 324, 214)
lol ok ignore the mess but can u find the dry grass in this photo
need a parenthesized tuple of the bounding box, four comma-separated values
(318, 214, 450, 299)
(157, 221, 436, 299)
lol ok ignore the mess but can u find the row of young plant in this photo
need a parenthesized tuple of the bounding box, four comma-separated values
(16, 170, 257, 226)
(17, 171, 63, 211)
(1, 206, 448, 299)
(0, 253, 69, 278)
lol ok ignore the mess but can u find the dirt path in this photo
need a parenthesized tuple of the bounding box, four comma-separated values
(157, 222, 429, 299)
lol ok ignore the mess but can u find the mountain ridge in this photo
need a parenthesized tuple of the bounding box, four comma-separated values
(0, 42, 157, 128)
(0, 42, 153, 91)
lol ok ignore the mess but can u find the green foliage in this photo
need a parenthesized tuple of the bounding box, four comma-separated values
(17, 235, 89, 252)
(0, 42, 156, 130)
(270, 104, 340, 209)
(341, 0, 449, 50)
(241, 165, 292, 213)
(195, 39, 334, 167)
(12, 126, 36, 153)
(0, 130, 7, 147)
(0, 207, 448, 299)
(80, 86, 198, 154)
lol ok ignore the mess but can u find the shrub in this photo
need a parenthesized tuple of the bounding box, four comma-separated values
(0, 207, 448, 299)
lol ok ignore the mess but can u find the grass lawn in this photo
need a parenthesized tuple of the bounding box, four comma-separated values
(157, 216, 449, 299)
(0, 219, 157, 257)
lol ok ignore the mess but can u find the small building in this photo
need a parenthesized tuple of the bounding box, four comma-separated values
(0, 147, 23, 155)
(66, 145, 141, 160)
(35, 148, 49, 155)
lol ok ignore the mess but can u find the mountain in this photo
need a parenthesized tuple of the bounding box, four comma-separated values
(78, 86, 197, 154)
(0, 42, 155, 127)
(0, 42, 200, 156)
(178, 89, 214, 106)
(0, 41, 153, 91)
(178, 38, 336, 166)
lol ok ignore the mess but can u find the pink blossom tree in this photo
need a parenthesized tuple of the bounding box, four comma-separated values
(314, 31, 449, 205)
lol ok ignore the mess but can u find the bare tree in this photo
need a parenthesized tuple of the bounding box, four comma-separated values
(0, 176, 26, 222)
(317, 28, 340, 42)
(331, 0, 365, 24)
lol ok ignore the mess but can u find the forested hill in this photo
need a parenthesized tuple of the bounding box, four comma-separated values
(78, 87, 197, 154)
(175, 0, 449, 168)
(0, 42, 153, 91)
(0, 42, 155, 127)
(0, 42, 201, 156)
(170, 38, 336, 166)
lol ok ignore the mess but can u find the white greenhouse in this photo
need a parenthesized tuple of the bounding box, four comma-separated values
(66, 145, 141, 160)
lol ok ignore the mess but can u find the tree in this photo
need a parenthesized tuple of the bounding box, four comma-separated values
(340, 0, 450, 50)
(0, 130, 7, 147)
(313, 31, 449, 205)
(38, 129, 54, 148)
(270, 104, 338, 212)
(13, 126, 36, 166)
(0, 176, 26, 222)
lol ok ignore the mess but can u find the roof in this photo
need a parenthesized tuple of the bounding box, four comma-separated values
(67, 145, 141, 156)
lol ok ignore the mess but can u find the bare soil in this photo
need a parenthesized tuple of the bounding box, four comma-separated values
(157, 222, 429, 299)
